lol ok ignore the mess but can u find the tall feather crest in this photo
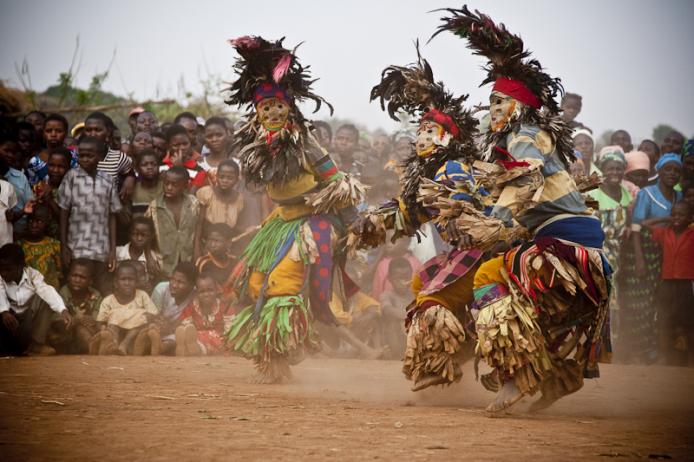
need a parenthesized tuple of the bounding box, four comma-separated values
(430, 5, 575, 167)
(225, 36, 333, 119)
(430, 5, 563, 114)
(370, 43, 480, 228)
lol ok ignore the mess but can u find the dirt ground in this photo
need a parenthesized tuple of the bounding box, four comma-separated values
(0, 356, 692, 461)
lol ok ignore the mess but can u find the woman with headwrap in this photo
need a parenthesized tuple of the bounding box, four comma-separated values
(619, 153, 683, 364)
(624, 150, 651, 198)
(588, 146, 633, 343)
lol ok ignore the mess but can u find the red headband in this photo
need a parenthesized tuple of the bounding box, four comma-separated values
(492, 77, 541, 109)
(422, 109, 460, 138)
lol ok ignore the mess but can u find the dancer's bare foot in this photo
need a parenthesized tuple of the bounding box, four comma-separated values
(411, 374, 449, 392)
(529, 381, 583, 413)
(485, 381, 524, 413)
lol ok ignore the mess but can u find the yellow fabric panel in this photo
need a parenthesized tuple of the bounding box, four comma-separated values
(411, 268, 476, 318)
(266, 252, 305, 297)
(540, 170, 579, 203)
(247, 252, 306, 301)
(247, 270, 265, 300)
(473, 255, 506, 289)
(267, 171, 317, 202)
(277, 203, 315, 221)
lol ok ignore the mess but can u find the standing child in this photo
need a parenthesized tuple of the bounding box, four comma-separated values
(198, 117, 232, 184)
(58, 136, 121, 291)
(116, 216, 164, 289)
(195, 159, 246, 258)
(0, 244, 72, 355)
(18, 203, 62, 288)
(58, 259, 102, 353)
(644, 202, 694, 365)
(95, 262, 159, 355)
(26, 113, 74, 186)
(131, 150, 163, 216)
(145, 167, 201, 276)
(160, 124, 206, 189)
(33, 148, 72, 237)
(175, 273, 229, 356)
(130, 132, 153, 158)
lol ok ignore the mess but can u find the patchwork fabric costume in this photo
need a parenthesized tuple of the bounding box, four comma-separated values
(349, 48, 500, 391)
(433, 6, 611, 411)
(223, 37, 365, 382)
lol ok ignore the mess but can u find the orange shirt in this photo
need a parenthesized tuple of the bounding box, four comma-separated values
(649, 226, 694, 280)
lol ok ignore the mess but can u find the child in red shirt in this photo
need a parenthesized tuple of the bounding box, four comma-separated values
(646, 201, 694, 365)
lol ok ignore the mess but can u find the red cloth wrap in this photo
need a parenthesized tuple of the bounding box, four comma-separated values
(493, 77, 541, 109)
(422, 109, 460, 138)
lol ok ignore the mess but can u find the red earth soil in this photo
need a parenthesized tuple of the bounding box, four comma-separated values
(0, 356, 692, 461)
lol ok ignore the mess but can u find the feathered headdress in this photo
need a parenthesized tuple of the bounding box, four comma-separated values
(225, 36, 333, 119)
(225, 36, 332, 187)
(370, 44, 479, 228)
(431, 6, 576, 166)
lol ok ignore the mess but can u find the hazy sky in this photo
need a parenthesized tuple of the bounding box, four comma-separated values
(1, 0, 693, 140)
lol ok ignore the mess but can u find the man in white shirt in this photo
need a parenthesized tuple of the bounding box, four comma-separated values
(0, 244, 72, 355)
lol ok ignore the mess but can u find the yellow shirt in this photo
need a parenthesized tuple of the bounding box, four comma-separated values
(96, 290, 158, 329)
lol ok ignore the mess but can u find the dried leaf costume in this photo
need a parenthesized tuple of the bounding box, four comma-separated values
(432, 6, 611, 410)
(350, 47, 501, 391)
(224, 36, 365, 382)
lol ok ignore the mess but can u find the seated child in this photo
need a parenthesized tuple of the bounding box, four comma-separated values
(645, 201, 694, 366)
(18, 203, 62, 288)
(175, 273, 229, 356)
(151, 262, 198, 355)
(0, 243, 72, 355)
(195, 222, 235, 292)
(116, 216, 164, 289)
(94, 261, 159, 355)
(57, 259, 102, 353)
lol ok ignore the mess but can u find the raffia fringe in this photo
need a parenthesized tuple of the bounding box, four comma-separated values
(402, 305, 466, 385)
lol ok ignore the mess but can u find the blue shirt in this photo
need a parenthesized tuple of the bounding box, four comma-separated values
(3, 168, 34, 233)
(632, 184, 682, 225)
